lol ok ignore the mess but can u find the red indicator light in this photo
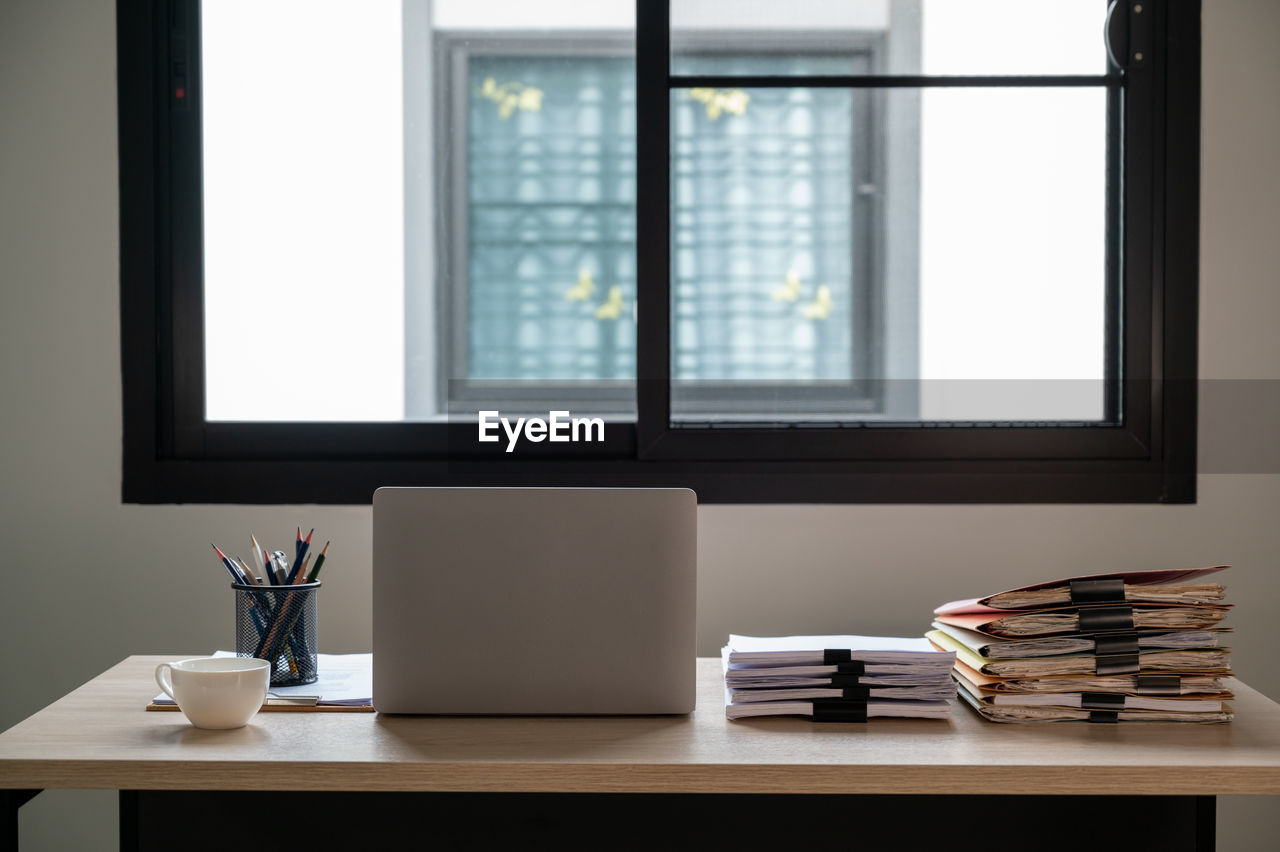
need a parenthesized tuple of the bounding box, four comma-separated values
(175, 87, 186, 99)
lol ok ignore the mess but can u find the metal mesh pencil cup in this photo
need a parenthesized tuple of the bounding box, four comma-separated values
(233, 581, 320, 686)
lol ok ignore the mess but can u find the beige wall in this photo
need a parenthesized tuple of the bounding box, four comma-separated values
(2, 0, 1278, 849)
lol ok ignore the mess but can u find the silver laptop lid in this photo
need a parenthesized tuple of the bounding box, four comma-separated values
(373, 487, 696, 714)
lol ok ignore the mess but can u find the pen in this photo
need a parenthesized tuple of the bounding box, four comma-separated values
(305, 541, 329, 582)
(271, 550, 289, 585)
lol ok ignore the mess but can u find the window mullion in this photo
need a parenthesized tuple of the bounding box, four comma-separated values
(635, 0, 673, 456)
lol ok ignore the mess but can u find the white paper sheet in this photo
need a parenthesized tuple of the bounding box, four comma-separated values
(152, 651, 371, 706)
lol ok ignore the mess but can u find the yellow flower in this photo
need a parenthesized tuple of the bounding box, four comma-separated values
(517, 87, 543, 112)
(595, 286, 624, 320)
(771, 269, 802, 302)
(565, 269, 594, 301)
(802, 285, 832, 320)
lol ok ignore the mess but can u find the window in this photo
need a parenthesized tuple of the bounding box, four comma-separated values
(119, 0, 1200, 503)
(436, 32, 890, 419)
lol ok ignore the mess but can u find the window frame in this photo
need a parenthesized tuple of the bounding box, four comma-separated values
(118, 0, 1200, 504)
(429, 30, 897, 420)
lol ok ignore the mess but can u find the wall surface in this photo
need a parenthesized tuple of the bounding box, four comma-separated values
(2, 0, 1278, 849)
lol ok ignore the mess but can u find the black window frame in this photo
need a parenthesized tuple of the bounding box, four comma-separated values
(119, 0, 1200, 504)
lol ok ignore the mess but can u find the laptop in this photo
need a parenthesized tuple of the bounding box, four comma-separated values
(372, 487, 697, 714)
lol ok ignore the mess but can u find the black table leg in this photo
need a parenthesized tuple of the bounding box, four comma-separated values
(1195, 796, 1217, 852)
(1, 790, 41, 852)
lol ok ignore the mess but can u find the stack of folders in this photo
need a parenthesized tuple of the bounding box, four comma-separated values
(926, 566, 1235, 723)
(723, 634, 956, 722)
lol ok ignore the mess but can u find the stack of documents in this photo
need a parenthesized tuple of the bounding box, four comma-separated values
(927, 567, 1235, 723)
(723, 634, 956, 722)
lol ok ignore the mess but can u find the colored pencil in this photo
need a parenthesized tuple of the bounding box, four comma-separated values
(236, 556, 261, 585)
(210, 543, 246, 585)
(287, 528, 314, 585)
(306, 541, 330, 582)
(291, 554, 311, 585)
(250, 535, 266, 577)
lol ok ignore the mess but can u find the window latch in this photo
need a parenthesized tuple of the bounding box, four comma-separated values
(1105, 0, 1149, 71)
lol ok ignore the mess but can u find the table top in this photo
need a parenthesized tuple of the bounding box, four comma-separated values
(2, 656, 1280, 795)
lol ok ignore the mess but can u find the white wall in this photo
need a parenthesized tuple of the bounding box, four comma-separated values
(1, 0, 1278, 849)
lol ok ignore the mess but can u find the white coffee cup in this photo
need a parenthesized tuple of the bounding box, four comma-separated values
(154, 657, 271, 729)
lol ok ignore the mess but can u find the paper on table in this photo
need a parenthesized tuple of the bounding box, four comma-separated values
(931, 621, 1225, 659)
(730, 683, 957, 702)
(952, 659, 1233, 698)
(926, 629, 1231, 678)
(727, 670, 951, 687)
(726, 699, 953, 721)
(955, 678, 1233, 723)
(152, 651, 372, 706)
(726, 634, 951, 667)
(722, 640, 954, 721)
(934, 605, 1231, 639)
(934, 565, 1229, 613)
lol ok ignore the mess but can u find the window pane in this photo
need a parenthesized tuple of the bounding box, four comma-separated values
(671, 0, 1110, 77)
(201, 1, 640, 422)
(465, 56, 636, 383)
(917, 87, 1108, 421)
(670, 86, 1109, 424)
(202, 0, 405, 421)
(671, 87, 863, 384)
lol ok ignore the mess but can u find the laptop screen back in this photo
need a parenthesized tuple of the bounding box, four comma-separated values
(372, 487, 697, 714)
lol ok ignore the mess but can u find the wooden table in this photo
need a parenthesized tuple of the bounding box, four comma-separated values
(4, 656, 1280, 851)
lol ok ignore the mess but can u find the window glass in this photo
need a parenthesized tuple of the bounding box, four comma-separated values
(201, 0, 1108, 426)
(671, 86, 862, 385)
(671, 0, 1108, 77)
(465, 56, 637, 383)
(202, 1, 405, 421)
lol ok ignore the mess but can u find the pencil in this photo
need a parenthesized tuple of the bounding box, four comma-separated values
(287, 528, 314, 585)
(237, 556, 261, 585)
(291, 554, 311, 585)
(259, 543, 274, 583)
(211, 543, 248, 585)
(250, 535, 266, 578)
(305, 541, 329, 582)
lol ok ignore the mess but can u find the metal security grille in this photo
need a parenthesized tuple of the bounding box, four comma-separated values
(672, 84, 858, 381)
(467, 55, 637, 381)
(464, 51, 864, 385)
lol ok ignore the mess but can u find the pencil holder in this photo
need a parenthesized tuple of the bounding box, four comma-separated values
(233, 582, 320, 686)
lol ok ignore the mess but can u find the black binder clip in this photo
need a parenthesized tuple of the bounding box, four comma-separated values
(836, 660, 866, 676)
(812, 698, 869, 723)
(829, 673, 864, 688)
(1070, 577, 1127, 604)
(1078, 605, 1135, 633)
(1081, 692, 1126, 710)
(1136, 674, 1182, 696)
(1095, 653, 1141, 676)
(1087, 710, 1119, 723)
(1093, 632, 1140, 656)
(823, 649, 853, 665)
